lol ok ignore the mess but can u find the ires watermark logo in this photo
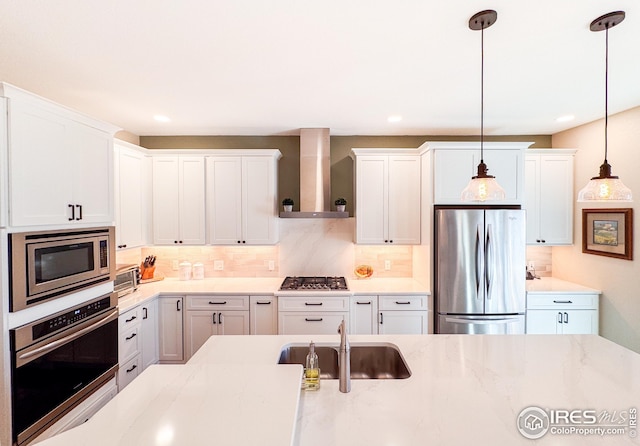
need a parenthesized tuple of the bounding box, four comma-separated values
(517, 406, 637, 440)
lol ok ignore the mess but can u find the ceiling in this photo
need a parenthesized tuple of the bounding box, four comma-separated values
(1, 0, 640, 137)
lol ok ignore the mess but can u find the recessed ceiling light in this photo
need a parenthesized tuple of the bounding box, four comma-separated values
(387, 115, 402, 123)
(556, 114, 575, 123)
(153, 115, 171, 123)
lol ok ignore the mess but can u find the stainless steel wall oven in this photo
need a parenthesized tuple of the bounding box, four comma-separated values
(10, 293, 118, 445)
(9, 226, 115, 311)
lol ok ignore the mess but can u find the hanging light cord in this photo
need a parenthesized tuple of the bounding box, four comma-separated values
(604, 24, 609, 164)
(480, 21, 485, 163)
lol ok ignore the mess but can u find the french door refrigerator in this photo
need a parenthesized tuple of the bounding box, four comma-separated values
(435, 206, 526, 334)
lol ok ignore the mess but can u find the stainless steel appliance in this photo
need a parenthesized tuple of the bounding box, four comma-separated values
(9, 227, 115, 311)
(10, 292, 118, 445)
(279, 276, 349, 291)
(434, 206, 526, 334)
(114, 264, 139, 297)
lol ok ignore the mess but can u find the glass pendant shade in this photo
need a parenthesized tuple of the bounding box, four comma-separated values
(577, 161, 632, 202)
(461, 161, 506, 202)
(578, 11, 633, 203)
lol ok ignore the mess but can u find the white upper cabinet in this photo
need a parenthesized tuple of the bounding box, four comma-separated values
(114, 141, 150, 249)
(351, 149, 422, 245)
(206, 150, 281, 245)
(524, 150, 575, 245)
(152, 156, 205, 245)
(425, 141, 530, 205)
(2, 83, 118, 228)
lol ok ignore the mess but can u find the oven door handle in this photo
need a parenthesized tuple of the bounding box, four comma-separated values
(17, 308, 119, 365)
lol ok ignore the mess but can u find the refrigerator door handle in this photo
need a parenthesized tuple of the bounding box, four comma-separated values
(475, 224, 483, 298)
(485, 223, 494, 298)
(444, 317, 521, 325)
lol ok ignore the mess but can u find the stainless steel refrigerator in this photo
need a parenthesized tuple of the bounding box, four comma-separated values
(435, 206, 526, 334)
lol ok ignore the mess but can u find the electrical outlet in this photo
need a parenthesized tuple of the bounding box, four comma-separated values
(172, 260, 179, 270)
(527, 260, 535, 271)
(268, 260, 275, 271)
(214, 260, 224, 271)
(384, 260, 391, 270)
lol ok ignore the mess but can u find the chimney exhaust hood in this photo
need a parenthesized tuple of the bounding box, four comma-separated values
(280, 128, 349, 218)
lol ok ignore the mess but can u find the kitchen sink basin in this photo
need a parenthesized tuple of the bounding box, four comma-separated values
(277, 343, 411, 379)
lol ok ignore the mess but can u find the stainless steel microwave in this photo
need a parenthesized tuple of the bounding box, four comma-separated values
(9, 226, 115, 311)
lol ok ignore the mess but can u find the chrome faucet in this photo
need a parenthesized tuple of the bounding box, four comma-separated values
(338, 320, 351, 393)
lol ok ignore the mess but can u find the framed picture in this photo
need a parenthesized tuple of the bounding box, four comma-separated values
(582, 208, 633, 260)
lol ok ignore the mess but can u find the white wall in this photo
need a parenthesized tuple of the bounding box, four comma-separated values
(552, 105, 640, 353)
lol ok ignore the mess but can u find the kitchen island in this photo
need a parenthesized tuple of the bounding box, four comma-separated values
(36, 333, 639, 445)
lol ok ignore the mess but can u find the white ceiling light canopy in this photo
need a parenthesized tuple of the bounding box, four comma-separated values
(153, 114, 171, 123)
(461, 9, 505, 202)
(577, 11, 632, 203)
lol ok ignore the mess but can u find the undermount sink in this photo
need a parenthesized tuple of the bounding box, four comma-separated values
(277, 343, 411, 379)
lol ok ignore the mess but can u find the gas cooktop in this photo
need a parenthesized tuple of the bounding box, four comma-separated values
(279, 276, 348, 291)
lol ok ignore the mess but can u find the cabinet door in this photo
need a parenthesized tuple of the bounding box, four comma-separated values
(9, 101, 73, 226)
(185, 311, 217, 359)
(218, 311, 250, 335)
(179, 157, 206, 244)
(538, 155, 573, 245)
(351, 296, 377, 335)
(561, 310, 598, 335)
(141, 299, 159, 370)
(378, 311, 428, 334)
(115, 145, 145, 249)
(70, 122, 113, 224)
(433, 150, 476, 204)
(153, 157, 181, 244)
(250, 296, 278, 335)
(355, 156, 387, 243)
(524, 156, 541, 244)
(207, 156, 243, 244)
(158, 297, 184, 363)
(525, 310, 561, 334)
(388, 156, 421, 244)
(476, 149, 522, 203)
(243, 156, 278, 244)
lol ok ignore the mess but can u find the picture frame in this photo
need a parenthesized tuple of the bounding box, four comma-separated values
(582, 208, 633, 260)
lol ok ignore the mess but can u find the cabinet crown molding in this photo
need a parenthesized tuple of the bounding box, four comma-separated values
(419, 141, 533, 152)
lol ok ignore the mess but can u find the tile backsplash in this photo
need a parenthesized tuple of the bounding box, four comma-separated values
(117, 218, 415, 279)
(115, 221, 551, 280)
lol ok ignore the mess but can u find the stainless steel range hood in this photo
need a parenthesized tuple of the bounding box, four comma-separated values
(280, 128, 349, 218)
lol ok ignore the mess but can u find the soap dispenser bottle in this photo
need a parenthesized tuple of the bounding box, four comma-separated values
(304, 341, 320, 390)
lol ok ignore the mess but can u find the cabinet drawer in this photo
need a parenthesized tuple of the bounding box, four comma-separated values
(379, 295, 427, 311)
(526, 293, 598, 310)
(119, 326, 141, 363)
(278, 295, 350, 312)
(118, 306, 142, 331)
(118, 356, 140, 391)
(187, 295, 249, 311)
(278, 312, 348, 335)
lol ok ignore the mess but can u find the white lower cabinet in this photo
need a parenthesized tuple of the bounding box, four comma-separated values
(185, 296, 250, 359)
(526, 293, 599, 334)
(250, 296, 278, 335)
(278, 295, 349, 335)
(158, 296, 185, 363)
(377, 295, 429, 335)
(118, 299, 159, 390)
(140, 299, 159, 369)
(350, 296, 378, 334)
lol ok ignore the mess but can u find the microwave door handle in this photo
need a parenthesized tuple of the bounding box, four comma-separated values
(16, 308, 118, 366)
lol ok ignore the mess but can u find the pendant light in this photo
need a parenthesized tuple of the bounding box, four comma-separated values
(461, 10, 505, 202)
(577, 11, 632, 202)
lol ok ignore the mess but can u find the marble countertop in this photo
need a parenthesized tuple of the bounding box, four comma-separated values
(525, 277, 601, 294)
(38, 333, 640, 445)
(118, 277, 429, 313)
